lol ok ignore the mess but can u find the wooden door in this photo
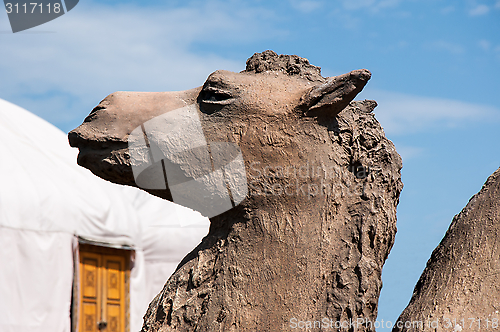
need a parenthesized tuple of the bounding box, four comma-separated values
(79, 244, 130, 332)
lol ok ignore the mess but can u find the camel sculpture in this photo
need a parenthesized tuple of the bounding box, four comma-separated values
(69, 51, 403, 332)
(393, 166, 500, 332)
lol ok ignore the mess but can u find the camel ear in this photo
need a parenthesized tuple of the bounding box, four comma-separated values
(300, 69, 371, 117)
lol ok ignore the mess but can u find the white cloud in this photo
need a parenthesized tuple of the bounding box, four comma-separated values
(393, 144, 425, 161)
(330, 0, 404, 30)
(342, 0, 376, 11)
(366, 90, 500, 136)
(0, 1, 282, 131)
(469, 4, 490, 16)
(427, 40, 464, 55)
(341, 0, 400, 12)
(376, 0, 401, 9)
(441, 5, 455, 14)
(496, 0, 500, 9)
(289, 0, 323, 13)
(478, 39, 491, 51)
(476, 40, 500, 60)
(495, 46, 500, 60)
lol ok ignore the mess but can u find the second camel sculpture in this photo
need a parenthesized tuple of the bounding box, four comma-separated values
(393, 166, 500, 332)
(69, 50, 403, 332)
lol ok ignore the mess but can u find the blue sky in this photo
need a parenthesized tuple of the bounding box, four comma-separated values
(1, 0, 499, 328)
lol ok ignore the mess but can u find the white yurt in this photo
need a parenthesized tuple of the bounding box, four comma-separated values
(0, 98, 209, 332)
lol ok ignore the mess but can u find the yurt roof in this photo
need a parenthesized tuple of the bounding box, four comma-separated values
(0, 98, 209, 248)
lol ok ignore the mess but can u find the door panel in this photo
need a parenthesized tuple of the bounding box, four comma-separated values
(82, 302, 98, 332)
(104, 259, 122, 301)
(82, 255, 100, 299)
(79, 246, 129, 332)
(106, 303, 121, 332)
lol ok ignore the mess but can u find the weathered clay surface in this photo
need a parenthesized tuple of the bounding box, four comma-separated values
(393, 167, 500, 332)
(69, 51, 403, 332)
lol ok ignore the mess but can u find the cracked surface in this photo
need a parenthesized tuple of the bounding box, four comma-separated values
(141, 100, 402, 332)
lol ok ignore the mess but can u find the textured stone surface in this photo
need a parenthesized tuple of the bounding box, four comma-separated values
(393, 167, 500, 332)
(69, 51, 403, 332)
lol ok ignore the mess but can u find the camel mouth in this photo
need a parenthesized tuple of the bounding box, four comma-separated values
(68, 130, 129, 174)
(75, 146, 109, 168)
(72, 143, 134, 186)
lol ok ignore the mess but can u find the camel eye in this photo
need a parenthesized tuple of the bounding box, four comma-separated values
(199, 86, 234, 114)
(200, 87, 233, 103)
(209, 94, 225, 102)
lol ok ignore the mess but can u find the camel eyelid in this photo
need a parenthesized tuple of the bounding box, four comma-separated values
(200, 86, 234, 104)
(203, 86, 233, 96)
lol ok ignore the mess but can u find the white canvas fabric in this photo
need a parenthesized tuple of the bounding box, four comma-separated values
(0, 98, 209, 332)
(122, 185, 209, 305)
(0, 99, 142, 246)
(0, 228, 75, 332)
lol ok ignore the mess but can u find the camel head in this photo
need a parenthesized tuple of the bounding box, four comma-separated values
(68, 50, 371, 218)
